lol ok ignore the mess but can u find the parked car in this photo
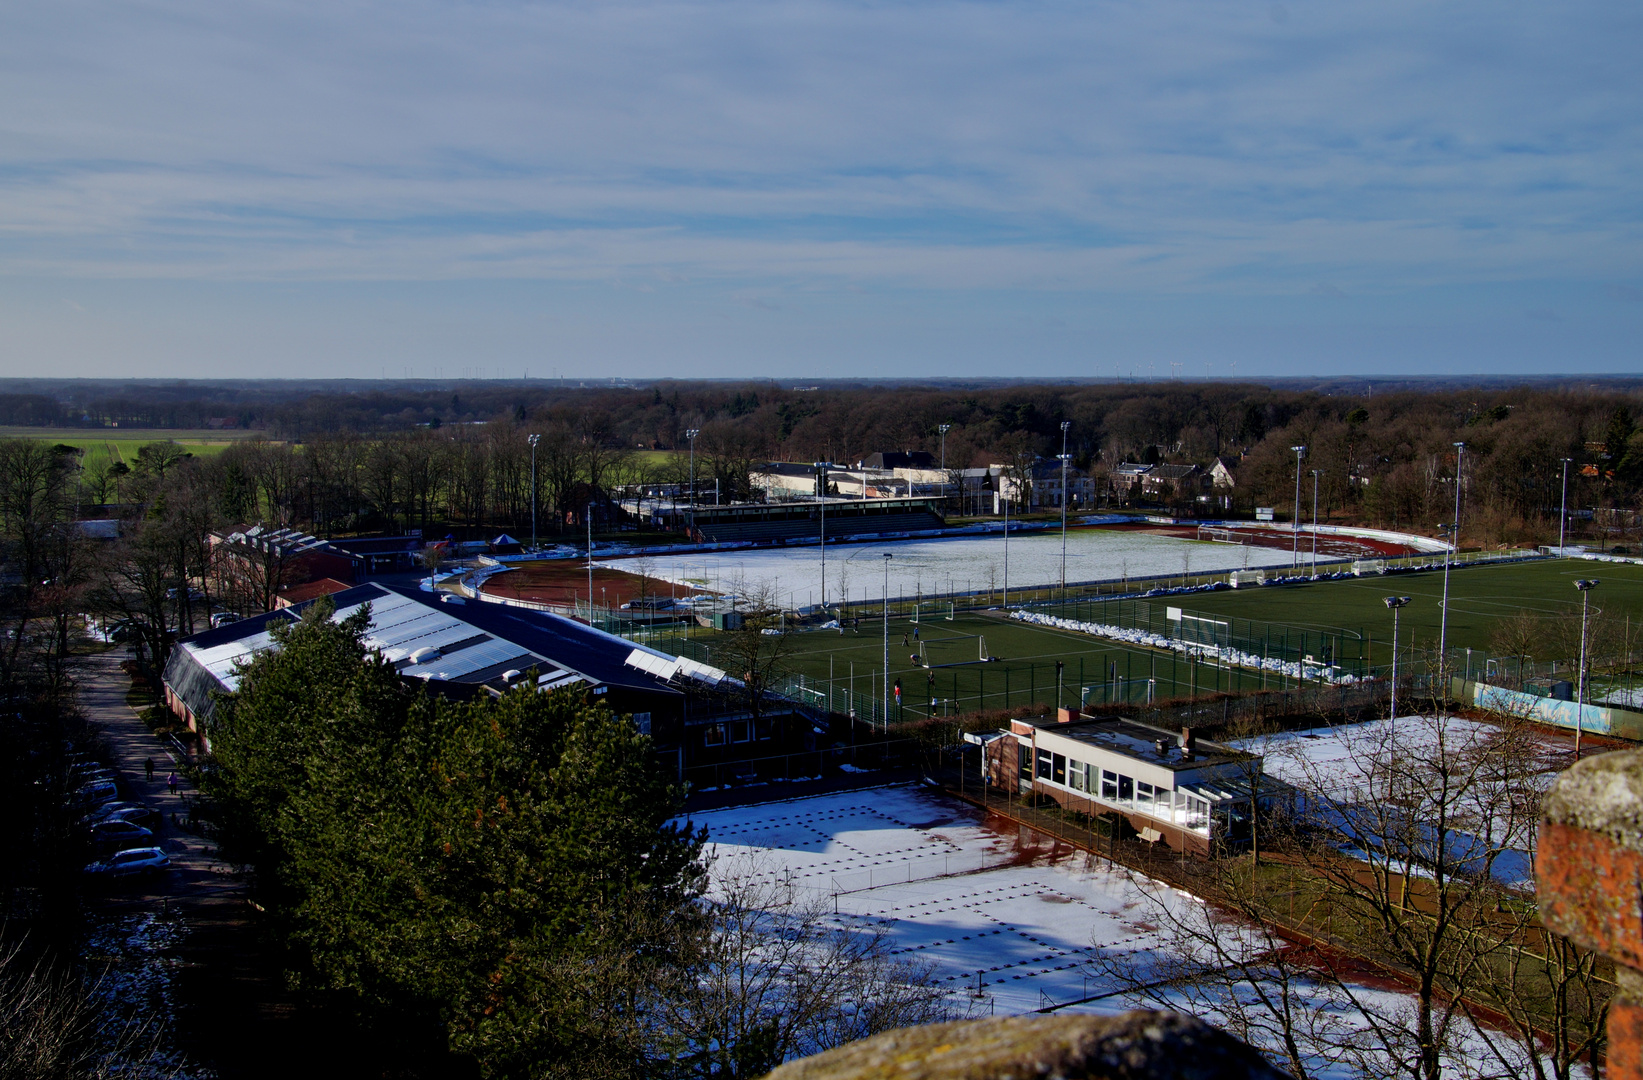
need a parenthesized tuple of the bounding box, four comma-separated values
(210, 611, 239, 628)
(73, 781, 119, 806)
(84, 847, 170, 879)
(90, 820, 155, 847)
(87, 805, 162, 831)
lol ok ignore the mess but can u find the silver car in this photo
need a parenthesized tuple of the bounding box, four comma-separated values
(84, 847, 170, 878)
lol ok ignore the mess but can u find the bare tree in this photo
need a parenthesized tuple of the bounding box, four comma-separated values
(660, 858, 956, 1079)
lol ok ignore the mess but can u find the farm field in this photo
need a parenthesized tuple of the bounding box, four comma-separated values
(0, 426, 264, 471)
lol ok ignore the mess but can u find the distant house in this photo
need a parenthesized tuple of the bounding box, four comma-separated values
(1140, 464, 1203, 501)
(859, 451, 936, 471)
(1209, 458, 1237, 491)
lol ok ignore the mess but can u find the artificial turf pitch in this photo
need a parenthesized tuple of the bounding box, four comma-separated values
(764, 558, 1643, 722)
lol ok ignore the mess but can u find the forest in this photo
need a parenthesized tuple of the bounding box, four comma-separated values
(10, 378, 1643, 551)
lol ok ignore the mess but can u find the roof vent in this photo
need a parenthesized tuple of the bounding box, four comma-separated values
(501, 669, 523, 684)
(408, 646, 443, 665)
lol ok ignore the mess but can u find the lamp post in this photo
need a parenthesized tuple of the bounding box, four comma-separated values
(1060, 420, 1071, 596)
(939, 423, 952, 511)
(882, 553, 893, 728)
(1310, 468, 1321, 575)
(1560, 457, 1572, 552)
(527, 433, 540, 552)
(685, 428, 700, 540)
(1002, 481, 1010, 608)
(1450, 442, 1466, 571)
(1290, 445, 1306, 567)
(814, 461, 832, 613)
(1384, 596, 1411, 721)
(1575, 578, 1600, 758)
(1437, 522, 1457, 669)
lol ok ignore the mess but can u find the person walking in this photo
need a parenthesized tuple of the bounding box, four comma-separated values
(166, 771, 178, 795)
(144, 758, 155, 782)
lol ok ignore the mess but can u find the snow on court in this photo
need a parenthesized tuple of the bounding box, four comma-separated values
(691, 783, 1554, 1079)
(611, 529, 1303, 610)
(689, 785, 1192, 1014)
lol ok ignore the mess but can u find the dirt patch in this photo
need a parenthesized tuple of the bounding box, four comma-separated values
(480, 560, 683, 607)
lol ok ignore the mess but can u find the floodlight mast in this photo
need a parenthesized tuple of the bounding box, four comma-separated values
(1060, 421, 1072, 596)
(814, 462, 833, 613)
(685, 428, 701, 540)
(882, 553, 893, 728)
(1383, 596, 1411, 723)
(1559, 457, 1572, 552)
(1575, 578, 1600, 758)
(527, 433, 540, 551)
(1290, 446, 1307, 567)
(939, 424, 952, 509)
(1438, 443, 1465, 673)
(1310, 468, 1321, 575)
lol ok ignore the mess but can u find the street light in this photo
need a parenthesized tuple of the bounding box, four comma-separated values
(1290, 446, 1307, 567)
(814, 461, 833, 613)
(1310, 468, 1321, 575)
(1560, 457, 1573, 552)
(882, 553, 893, 728)
(1575, 578, 1600, 758)
(1060, 420, 1072, 595)
(527, 433, 540, 552)
(1383, 596, 1411, 721)
(939, 423, 952, 510)
(685, 428, 700, 540)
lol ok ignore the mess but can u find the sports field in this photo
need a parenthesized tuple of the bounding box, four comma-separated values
(752, 557, 1643, 722)
(1090, 557, 1643, 656)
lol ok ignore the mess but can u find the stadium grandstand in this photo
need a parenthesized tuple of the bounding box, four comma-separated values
(689, 497, 946, 545)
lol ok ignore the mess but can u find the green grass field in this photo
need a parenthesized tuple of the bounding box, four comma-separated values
(749, 558, 1643, 722)
(0, 427, 263, 471)
(1111, 557, 1643, 655)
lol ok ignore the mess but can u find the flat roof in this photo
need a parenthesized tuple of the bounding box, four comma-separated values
(1025, 715, 1252, 772)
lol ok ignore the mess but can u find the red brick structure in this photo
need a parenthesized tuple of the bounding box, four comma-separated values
(1539, 749, 1643, 1077)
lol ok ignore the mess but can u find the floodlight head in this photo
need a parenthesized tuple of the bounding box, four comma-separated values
(1384, 596, 1411, 609)
(1454, 441, 1466, 450)
(685, 428, 700, 439)
(527, 434, 540, 446)
(1575, 579, 1600, 591)
(1291, 445, 1306, 454)
(1061, 420, 1071, 431)
(939, 423, 952, 434)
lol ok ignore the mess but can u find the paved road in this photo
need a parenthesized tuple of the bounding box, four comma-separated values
(78, 648, 240, 902)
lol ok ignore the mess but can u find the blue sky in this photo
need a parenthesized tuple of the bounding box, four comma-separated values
(1, 0, 1639, 379)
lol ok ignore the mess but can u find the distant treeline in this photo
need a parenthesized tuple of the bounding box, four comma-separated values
(8, 379, 1643, 544)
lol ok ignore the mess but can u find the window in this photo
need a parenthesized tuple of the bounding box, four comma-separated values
(731, 720, 752, 744)
(632, 712, 651, 735)
(1101, 770, 1118, 801)
(755, 718, 773, 740)
(1051, 753, 1066, 785)
(1018, 743, 1032, 781)
(1118, 775, 1134, 805)
(704, 724, 726, 747)
(1036, 749, 1053, 780)
(1136, 781, 1154, 808)
(1069, 761, 1086, 792)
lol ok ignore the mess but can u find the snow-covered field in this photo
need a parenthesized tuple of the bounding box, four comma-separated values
(611, 529, 1303, 610)
(691, 784, 1547, 1078)
(690, 784, 1192, 1013)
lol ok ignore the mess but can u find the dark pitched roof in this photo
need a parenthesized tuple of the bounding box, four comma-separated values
(861, 451, 937, 471)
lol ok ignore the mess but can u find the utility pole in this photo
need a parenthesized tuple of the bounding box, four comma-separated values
(1060, 420, 1071, 596)
(1310, 468, 1321, 575)
(882, 553, 893, 728)
(1560, 457, 1572, 552)
(1290, 445, 1306, 568)
(1575, 579, 1600, 758)
(527, 433, 540, 552)
(685, 428, 700, 541)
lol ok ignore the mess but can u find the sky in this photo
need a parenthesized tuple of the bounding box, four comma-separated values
(1, 1, 1639, 380)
